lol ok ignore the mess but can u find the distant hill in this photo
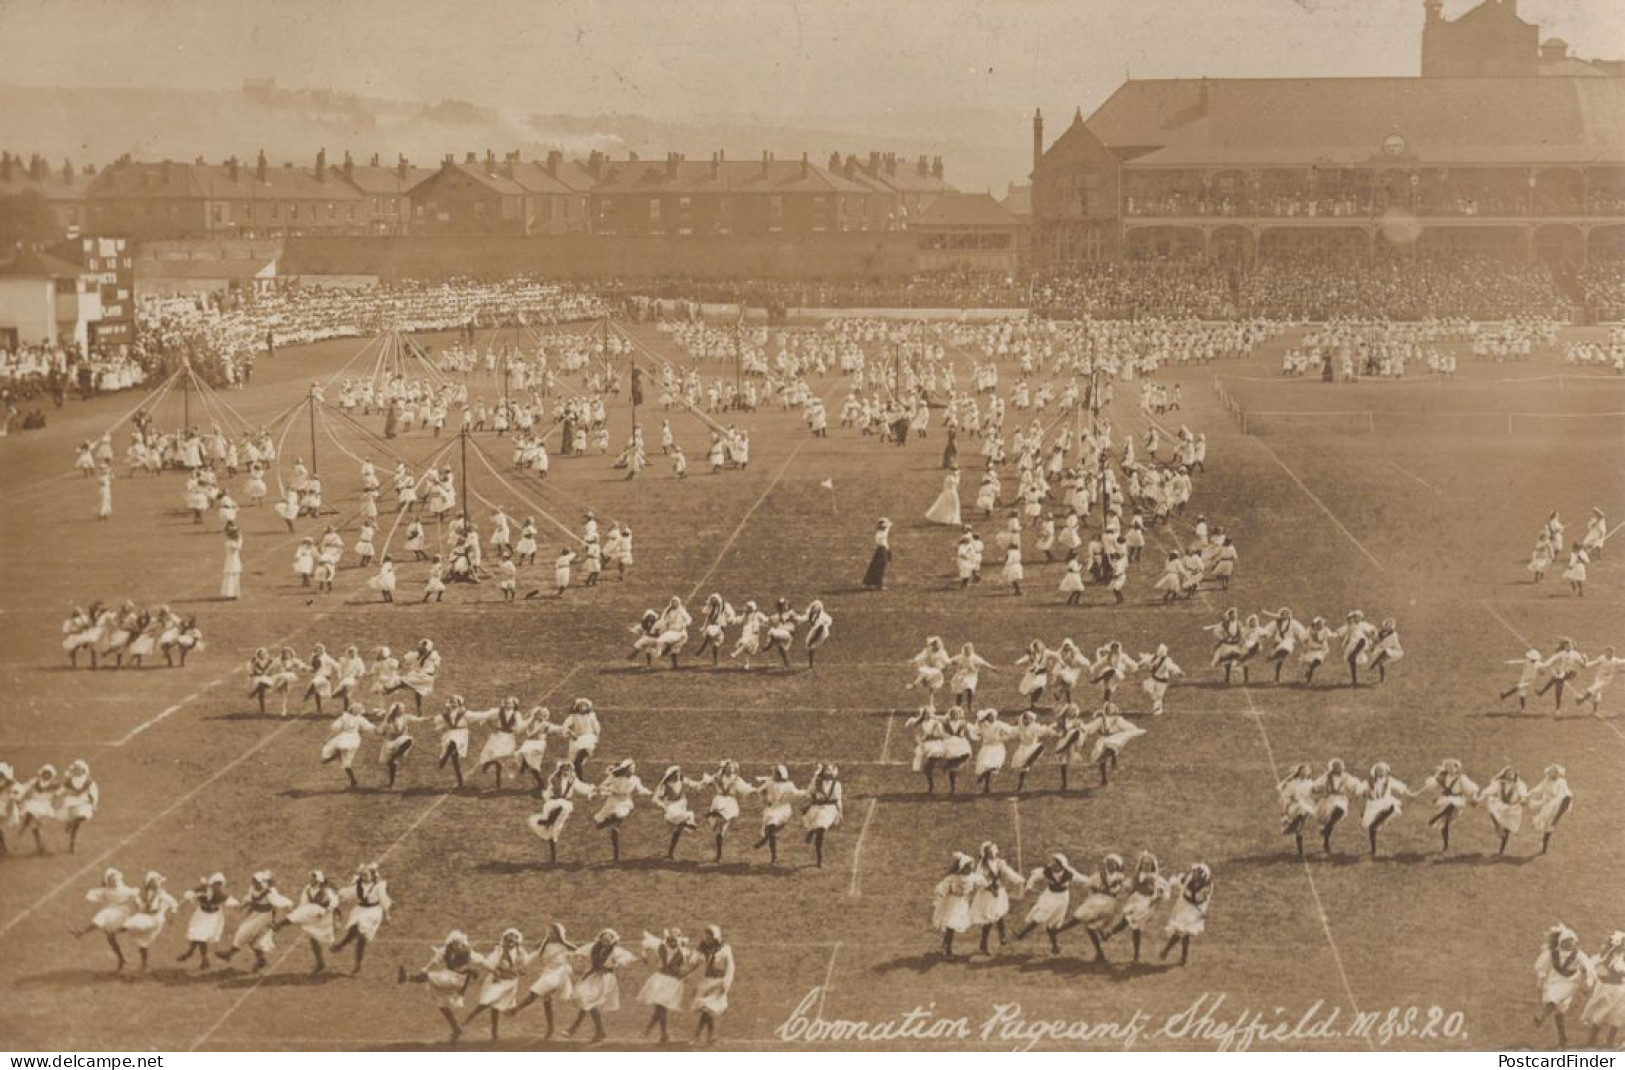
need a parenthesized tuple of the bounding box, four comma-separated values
(0, 83, 1028, 193)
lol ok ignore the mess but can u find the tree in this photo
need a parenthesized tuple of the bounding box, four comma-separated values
(0, 190, 64, 251)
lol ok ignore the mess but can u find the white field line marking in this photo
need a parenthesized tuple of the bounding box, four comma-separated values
(1119, 397, 1373, 1049)
(1251, 434, 1385, 573)
(877, 711, 896, 764)
(817, 941, 841, 1018)
(684, 442, 814, 602)
(1482, 601, 1625, 745)
(681, 380, 842, 603)
(116, 625, 316, 746)
(0, 720, 303, 941)
(1384, 459, 1445, 497)
(846, 798, 880, 898)
(188, 663, 585, 1050)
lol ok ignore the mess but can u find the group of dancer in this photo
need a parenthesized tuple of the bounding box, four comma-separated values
(1499, 638, 1623, 715)
(71, 862, 391, 975)
(400, 924, 735, 1045)
(1, 759, 100, 854)
(907, 635, 1182, 715)
(628, 594, 834, 669)
(60, 600, 204, 669)
(1526, 507, 1610, 597)
(933, 844, 1213, 965)
(245, 636, 442, 716)
(1205, 607, 1401, 687)
(1534, 924, 1625, 1049)
(904, 701, 1147, 794)
(1276, 758, 1574, 856)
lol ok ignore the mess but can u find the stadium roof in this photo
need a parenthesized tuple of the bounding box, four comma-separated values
(1082, 76, 1625, 167)
(0, 248, 88, 279)
(911, 192, 1020, 228)
(591, 157, 875, 196)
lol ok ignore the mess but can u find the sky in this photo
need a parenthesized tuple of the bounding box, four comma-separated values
(1, 0, 1622, 121)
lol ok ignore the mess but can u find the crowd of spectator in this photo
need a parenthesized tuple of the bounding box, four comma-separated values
(614, 269, 1031, 317)
(1030, 261, 1236, 320)
(136, 277, 607, 387)
(1578, 261, 1625, 322)
(1234, 254, 1572, 321)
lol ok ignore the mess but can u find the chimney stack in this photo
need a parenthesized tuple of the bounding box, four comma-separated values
(885, 153, 896, 176)
(227, 156, 240, 182)
(932, 155, 943, 180)
(316, 147, 327, 180)
(370, 152, 381, 167)
(801, 151, 809, 178)
(761, 149, 770, 178)
(398, 154, 409, 179)
(546, 150, 561, 176)
(665, 151, 679, 179)
(868, 151, 880, 175)
(587, 150, 604, 178)
(343, 150, 354, 180)
(465, 151, 477, 164)
(256, 149, 268, 182)
(1032, 108, 1043, 176)
(828, 151, 841, 172)
(61, 157, 73, 182)
(917, 154, 929, 176)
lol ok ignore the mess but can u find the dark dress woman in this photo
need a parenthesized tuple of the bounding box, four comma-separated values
(862, 519, 892, 590)
(941, 427, 959, 470)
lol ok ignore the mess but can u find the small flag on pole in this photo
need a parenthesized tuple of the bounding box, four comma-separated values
(819, 478, 834, 490)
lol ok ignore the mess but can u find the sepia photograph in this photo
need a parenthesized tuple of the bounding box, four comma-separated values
(0, 0, 1622, 1056)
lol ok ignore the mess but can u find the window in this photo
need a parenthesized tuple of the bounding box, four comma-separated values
(290, 204, 299, 221)
(270, 202, 280, 221)
(649, 198, 662, 221)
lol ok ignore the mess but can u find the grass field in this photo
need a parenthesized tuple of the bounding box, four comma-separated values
(0, 318, 1620, 1052)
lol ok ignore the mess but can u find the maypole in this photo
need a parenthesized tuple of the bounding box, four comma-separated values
(308, 384, 320, 476)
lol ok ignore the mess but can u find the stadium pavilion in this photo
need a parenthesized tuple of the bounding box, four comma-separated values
(1030, 0, 1625, 269)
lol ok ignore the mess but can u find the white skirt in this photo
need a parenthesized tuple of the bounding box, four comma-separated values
(637, 972, 686, 1010)
(1165, 898, 1207, 937)
(932, 897, 971, 933)
(1362, 796, 1402, 829)
(528, 800, 574, 842)
(693, 975, 730, 1016)
(476, 731, 517, 766)
(968, 886, 1009, 926)
(1583, 982, 1625, 1029)
(573, 972, 622, 1012)
(803, 803, 840, 831)
(285, 902, 334, 944)
(529, 962, 575, 999)
(186, 909, 225, 943)
(477, 976, 523, 1011)
(1025, 889, 1069, 928)
(1486, 797, 1524, 832)
(974, 743, 1007, 775)
(708, 795, 741, 823)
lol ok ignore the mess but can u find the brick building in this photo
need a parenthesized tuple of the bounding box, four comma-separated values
(407, 151, 591, 236)
(587, 152, 879, 237)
